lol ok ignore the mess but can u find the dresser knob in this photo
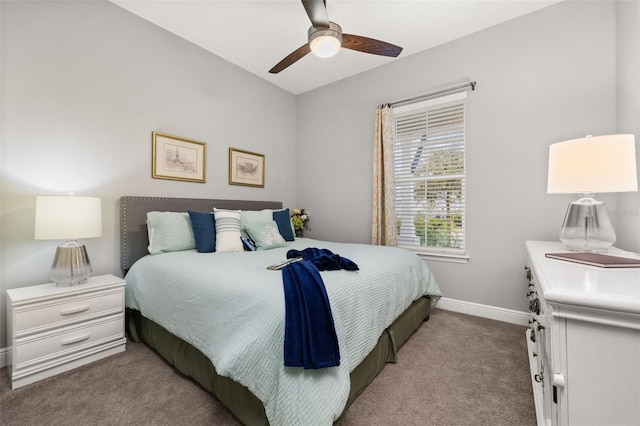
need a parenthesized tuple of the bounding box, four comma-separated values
(553, 373, 566, 388)
(529, 298, 540, 315)
(524, 266, 532, 281)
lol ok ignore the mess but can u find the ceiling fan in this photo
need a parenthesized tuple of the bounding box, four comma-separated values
(269, 0, 403, 74)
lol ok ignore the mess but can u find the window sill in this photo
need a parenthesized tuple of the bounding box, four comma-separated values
(399, 246, 470, 264)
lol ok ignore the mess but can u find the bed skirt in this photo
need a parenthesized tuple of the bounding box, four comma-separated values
(126, 296, 431, 425)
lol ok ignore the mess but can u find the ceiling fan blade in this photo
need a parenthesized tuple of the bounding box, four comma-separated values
(269, 43, 312, 74)
(342, 34, 403, 58)
(301, 0, 330, 28)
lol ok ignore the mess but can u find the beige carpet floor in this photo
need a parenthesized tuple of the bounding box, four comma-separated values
(0, 309, 536, 425)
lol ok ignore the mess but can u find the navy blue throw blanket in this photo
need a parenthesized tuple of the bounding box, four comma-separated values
(286, 247, 359, 271)
(282, 248, 359, 369)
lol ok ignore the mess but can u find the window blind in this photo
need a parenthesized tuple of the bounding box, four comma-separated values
(393, 92, 466, 253)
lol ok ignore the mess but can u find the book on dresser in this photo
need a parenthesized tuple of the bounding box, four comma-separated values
(545, 251, 640, 268)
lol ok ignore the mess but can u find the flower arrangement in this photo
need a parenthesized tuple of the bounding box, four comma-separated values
(291, 208, 310, 237)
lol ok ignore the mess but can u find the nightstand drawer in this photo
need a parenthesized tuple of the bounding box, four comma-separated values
(13, 314, 124, 366)
(13, 289, 123, 337)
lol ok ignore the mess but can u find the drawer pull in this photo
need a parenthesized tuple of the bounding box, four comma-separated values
(553, 373, 566, 388)
(60, 305, 90, 316)
(60, 333, 91, 346)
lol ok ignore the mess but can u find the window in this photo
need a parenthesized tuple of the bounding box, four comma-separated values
(393, 92, 466, 259)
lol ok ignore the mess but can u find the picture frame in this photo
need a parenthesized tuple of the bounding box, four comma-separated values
(229, 148, 265, 188)
(152, 131, 206, 183)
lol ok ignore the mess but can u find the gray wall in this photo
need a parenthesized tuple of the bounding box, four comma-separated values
(296, 1, 620, 313)
(0, 1, 297, 348)
(616, 0, 640, 253)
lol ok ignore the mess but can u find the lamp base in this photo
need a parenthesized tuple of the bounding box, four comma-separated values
(51, 240, 92, 286)
(559, 195, 616, 253)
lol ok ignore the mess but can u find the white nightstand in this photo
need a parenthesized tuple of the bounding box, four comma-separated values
(6, 274, 126, 389)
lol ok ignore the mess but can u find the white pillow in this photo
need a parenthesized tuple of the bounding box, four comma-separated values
(146, 211, 196, 255)
(213, 208, 243, 253)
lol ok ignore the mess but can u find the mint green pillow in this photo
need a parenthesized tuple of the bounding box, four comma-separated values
(244, 220, 288, 250)
(146, 211, 196, 254)
(240, 209, 274, 238)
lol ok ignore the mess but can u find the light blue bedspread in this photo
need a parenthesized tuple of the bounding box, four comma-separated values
(125, 238, 441, 425)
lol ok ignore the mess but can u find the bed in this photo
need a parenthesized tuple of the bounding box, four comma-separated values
(120, 196, 441, 425)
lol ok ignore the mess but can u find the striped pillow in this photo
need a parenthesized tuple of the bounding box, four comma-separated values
(213, 208, 243, 253)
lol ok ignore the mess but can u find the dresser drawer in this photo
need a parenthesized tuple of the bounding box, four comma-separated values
(13, 314, 124, 366)
(13, 289, 123, 337)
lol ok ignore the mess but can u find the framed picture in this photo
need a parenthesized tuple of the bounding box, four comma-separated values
(152, 131, 206, 183)
(229, 148, 265, 188)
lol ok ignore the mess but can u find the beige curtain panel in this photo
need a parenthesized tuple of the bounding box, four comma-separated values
(371, 104, 397, 246)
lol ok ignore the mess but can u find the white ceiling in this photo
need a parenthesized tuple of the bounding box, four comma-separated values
(111, 0, 561, 95)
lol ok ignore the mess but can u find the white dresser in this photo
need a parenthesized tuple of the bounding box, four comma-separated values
(525, 241, 640, 426)
(6, 274, 126, 389)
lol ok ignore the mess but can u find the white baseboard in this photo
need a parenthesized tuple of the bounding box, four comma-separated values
(0, 346, 7, 368)
(435, 297, 530, 326)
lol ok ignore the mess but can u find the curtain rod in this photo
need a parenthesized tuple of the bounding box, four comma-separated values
(389, 81, 476, 108)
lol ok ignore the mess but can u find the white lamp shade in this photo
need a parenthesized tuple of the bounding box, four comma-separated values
(547, 134, 638, 194)
(34, 196, 102, 240)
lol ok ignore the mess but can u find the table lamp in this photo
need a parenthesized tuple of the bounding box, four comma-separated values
(547, 134, 637, 252)
(34, 195, 102, 286)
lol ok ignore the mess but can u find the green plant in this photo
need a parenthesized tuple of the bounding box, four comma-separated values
(291, 208, 310, 237)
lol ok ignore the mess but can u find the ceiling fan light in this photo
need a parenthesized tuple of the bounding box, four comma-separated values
(310, 35, 341, 58)
(308, 22, 343, 58)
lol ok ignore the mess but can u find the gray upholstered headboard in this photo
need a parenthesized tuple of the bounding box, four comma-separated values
(120, 196, 283, 272)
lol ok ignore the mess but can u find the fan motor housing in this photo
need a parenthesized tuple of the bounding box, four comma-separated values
(308, 21, 343, 45)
